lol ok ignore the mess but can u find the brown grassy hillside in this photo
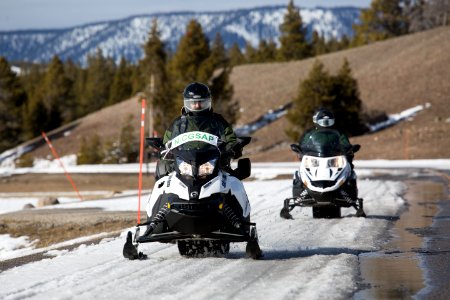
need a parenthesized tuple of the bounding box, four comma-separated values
(27, 26, 450, 162)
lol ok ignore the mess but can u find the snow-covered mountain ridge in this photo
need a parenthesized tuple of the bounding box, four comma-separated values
(0, 6, 360, 65)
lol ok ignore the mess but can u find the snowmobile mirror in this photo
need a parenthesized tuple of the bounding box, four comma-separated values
(229, 136, 251, 156)
(236, 136, 252, 148)
(290, 144, 301, 154)
(352, 144, 361, 153)
(235, 158, 251, 180)
(146, 138, 164, 151)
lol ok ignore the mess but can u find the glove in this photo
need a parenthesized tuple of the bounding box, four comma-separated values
(232, 148, 243, 159)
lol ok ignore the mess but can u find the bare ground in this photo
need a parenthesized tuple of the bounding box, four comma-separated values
(0, 173, 152, 248)
(0, 208, 145, 248)
(0, 173, 155, 193)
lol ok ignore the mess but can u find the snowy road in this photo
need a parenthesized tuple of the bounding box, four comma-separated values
(0, 178, 406, 299)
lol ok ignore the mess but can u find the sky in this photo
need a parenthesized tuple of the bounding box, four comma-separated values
(0, 0, 371, 31)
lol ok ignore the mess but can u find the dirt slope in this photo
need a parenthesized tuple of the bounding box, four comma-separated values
(26, 27, 450, 162)
(231, 26, 450, 160)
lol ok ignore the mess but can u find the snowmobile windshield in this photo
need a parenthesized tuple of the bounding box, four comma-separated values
(300, 129, 344, 157)
(165, 131, 219, 153)
(175, 144, 219, 169)
(165, 131, 221, 179)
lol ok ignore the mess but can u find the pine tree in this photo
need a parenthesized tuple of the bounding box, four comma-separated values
(77, 134, 104, 164)
(118, 114, 138, 163)
(352, 0, 409, 46)
(210, 65, 238, 124)
(311, 31, 327, 56)
(169, 19, 211, 112)
(286, 60, 331, 140)
(228, 42, 245, 66)
(140, 19, 177, 134)
(19, 64, 45, 139)
(286, 59, 365, 140)
(255, 40, 277, 62)
(243, 42, 258, 64)
(339, 35, 351, 50)
(198, 32, 227, 79)
(170, 19, 211, 86)
(130, 64, 145, 96)
(205, 33, 239, 123)
(24, 97, 48, 138)
(326, 37, 341, 53)
(19, 63, 44, 103)
(329, 58, 365, 136)
(267, 40, 278, 61)
(170, 20, 238, 125)
(0, 56, 27, 151)
(63, 59, 82, 122)
(277, 0, 310, 61)
(109, 57, 132, 105)
(33, 56, 72, 131)
(81, 49, 115, 115)
(77, 137, 90, 164)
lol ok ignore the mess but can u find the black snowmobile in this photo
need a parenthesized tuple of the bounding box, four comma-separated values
(123, 131, 262, 260)
(280, 129, 366, 219)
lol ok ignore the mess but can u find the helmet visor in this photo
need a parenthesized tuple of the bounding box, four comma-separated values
(316, 117, 335, 127)
(184, 98, 211, 112)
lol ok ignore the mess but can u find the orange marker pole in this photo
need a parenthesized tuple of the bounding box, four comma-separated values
(41, 131, 83, 201)
(137, 98, 146, 224)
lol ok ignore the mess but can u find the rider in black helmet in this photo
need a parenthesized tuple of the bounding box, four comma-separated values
(163, 82, 237, 152)
(156, 82, 238, 178)
(305, 108, 353, 158)
(293, 108, 357, 198)
(149, 82, 250, 236)
(180, 81, 213, 114)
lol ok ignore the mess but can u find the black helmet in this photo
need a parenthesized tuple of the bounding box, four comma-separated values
(313, 108, 335, 127)
(183, 82, 212, 112)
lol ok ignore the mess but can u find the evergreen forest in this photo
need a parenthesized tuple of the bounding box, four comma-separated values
(1, 0, 448, 162)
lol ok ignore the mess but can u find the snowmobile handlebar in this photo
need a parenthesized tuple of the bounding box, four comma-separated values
(290, 143, 301, 154)
(145, 135, 252, 160)
(236, 136, 251, 148)
(352, 144, 361, 153)
(290, 143, 361, 156)
(228, 136, 251, 159)
(145, 137, 165, 151)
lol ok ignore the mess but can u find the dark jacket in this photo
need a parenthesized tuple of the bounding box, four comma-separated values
(163, 108, 237, 155)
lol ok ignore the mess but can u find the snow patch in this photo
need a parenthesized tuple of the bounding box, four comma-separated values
(0, 234, 38, 260)
(368, 104, 429, 132)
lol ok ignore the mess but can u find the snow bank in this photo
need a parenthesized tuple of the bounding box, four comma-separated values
(0, 178, 406, 299)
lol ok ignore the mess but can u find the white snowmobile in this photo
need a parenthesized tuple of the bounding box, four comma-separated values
(123, 131, 262, 259)
(280, 129, 366, 219)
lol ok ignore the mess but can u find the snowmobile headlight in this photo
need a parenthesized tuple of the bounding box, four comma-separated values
(327, 156, 345, 168)
(303, 156, 320, 168)
(176, 158, 193, 176)
(198, 159, 217, 177)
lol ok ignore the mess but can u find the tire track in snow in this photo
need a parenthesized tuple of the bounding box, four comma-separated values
(0, 179, 406, 299)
